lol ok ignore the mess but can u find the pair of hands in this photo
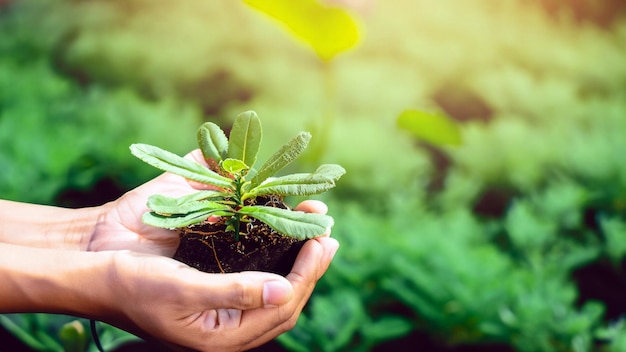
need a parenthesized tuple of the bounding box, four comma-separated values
(89, 150, 339, 351)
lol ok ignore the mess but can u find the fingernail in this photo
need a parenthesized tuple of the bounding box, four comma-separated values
(263, 280, 293, 307)
(330, 240, 340, 259)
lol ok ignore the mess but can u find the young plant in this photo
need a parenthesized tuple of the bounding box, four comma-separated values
(130, 110, 345, 242)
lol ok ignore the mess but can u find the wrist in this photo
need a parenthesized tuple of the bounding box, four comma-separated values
(0, 244, 118, 320)
(0, 200, 112, 251)
(0, 200, 110, 251)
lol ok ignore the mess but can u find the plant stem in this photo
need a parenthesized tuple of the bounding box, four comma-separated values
(232, 214, 241, 242)
(231, 174, 246, 242)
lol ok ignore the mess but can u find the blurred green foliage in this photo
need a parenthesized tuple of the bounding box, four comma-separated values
(0, 1, 200, 205)
(0, 314, 138, 352)
(1, 0, 626, 351)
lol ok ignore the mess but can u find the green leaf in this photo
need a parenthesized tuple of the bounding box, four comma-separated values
(243, 0, 360, 61)
(147, 191, 230, 215)
(143, 206, 234, 229)
(228, 111, 262, 168)
(162, 190, 227, 204)
(239, 205, 333, 239)
(397, 109, 462, 146)
(221, 158, 249, 174)
(251, 131, 311, 187)
(197, 122, 228, 163)
(248, 164, 345, 198)
(130, 143, 233, 188)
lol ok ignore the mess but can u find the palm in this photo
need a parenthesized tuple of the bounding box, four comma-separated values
(89, 171, 195, 256)
(89, 150, 211, 255)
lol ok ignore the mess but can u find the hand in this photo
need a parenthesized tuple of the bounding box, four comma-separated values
(106, 235, 339, 351)
(86, 149, 339, 350)
(0, 148, 340, 352)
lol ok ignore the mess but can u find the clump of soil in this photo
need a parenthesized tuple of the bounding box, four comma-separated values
(172, 195, 306, 276)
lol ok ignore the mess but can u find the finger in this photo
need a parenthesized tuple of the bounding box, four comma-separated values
(184, 149, 208, 166)
(294, 200, 328, 214)
(272, 237, 338, 327)
(233, 237, 340, 350)
(314, 236, 340, 279)
(285, 236, 338, 304)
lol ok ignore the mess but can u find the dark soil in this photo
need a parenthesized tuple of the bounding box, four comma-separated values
(172, 196, 306, 276)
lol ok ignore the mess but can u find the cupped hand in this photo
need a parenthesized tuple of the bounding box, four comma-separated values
(89, 148, 339, 350)
(105, 234, 339, 351)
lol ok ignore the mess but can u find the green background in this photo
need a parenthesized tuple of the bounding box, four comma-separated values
(1, 0, 625, 351)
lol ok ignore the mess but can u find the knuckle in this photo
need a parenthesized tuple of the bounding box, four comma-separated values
(231, 280, 256, 308)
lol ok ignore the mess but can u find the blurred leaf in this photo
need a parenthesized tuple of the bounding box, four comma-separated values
(505, 200, 555, 252)
(278, 290, 366, 351)
(397, 109, 462, 146)
(0, 314, 61, 351)
(88, 322, 140, 352)
(243, 0, 360, 61)
(595, 320, 626, 352)
(600, 216, 626, 265)
(59, 320, 87, 352)
(361, 316, 413, 345)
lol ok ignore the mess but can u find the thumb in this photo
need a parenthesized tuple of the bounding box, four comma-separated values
(181, 270, 294, 310)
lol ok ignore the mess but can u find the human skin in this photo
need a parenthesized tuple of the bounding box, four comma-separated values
(0, 150, 339, 351)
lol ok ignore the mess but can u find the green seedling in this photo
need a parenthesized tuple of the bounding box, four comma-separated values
(130, 110, 345, 241)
